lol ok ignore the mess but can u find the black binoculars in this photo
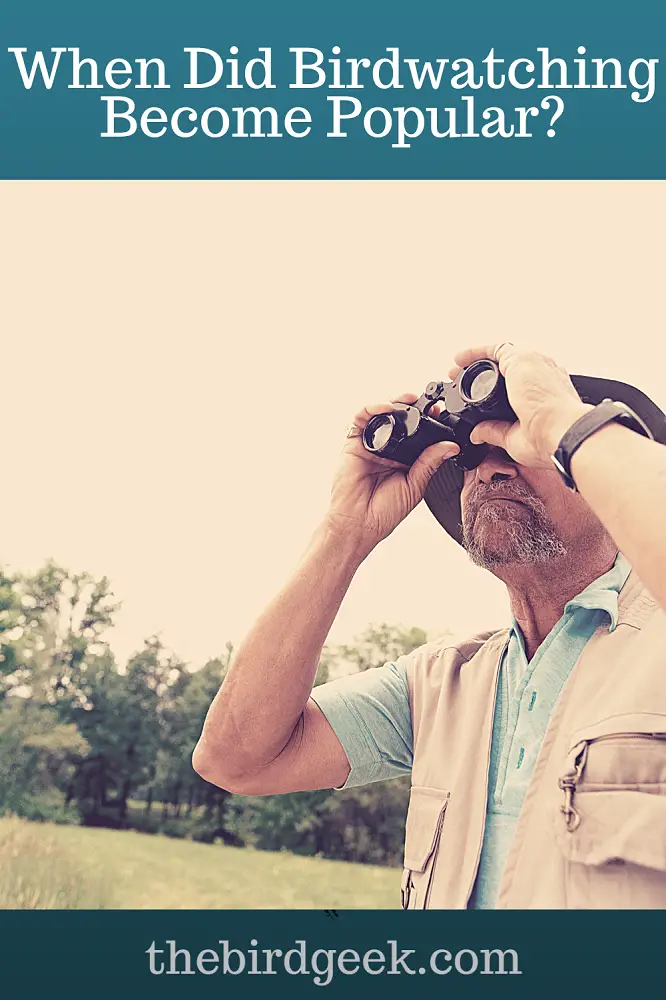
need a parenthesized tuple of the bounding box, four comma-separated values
(362, 360, 514, 471)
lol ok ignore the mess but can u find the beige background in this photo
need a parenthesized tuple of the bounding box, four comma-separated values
(1, 181, 664, 667)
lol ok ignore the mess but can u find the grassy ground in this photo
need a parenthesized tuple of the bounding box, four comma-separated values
(0, 816, 401, 909)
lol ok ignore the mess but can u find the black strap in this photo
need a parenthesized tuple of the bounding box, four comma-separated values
(551, 399, 652, 491)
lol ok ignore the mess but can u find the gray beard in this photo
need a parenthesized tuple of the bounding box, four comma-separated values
(461, 481, 567, 570)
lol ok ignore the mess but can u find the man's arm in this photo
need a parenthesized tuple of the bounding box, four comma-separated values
(192, 396, 459, 795)
(561, 422, 666, 612)
(193, 523, 364, 795)
(453, 343, 666, 612)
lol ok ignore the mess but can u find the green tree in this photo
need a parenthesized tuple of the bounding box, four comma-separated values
(150, 645, 236, 839)
(0, 566, 26, 684)
(66, 637, 186, 826)
(0, 560, 119, 705)
(0, 699, 88, 814)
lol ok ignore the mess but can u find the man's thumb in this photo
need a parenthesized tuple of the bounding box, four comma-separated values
(470, 419, 510, 449)
(407, 441, 460, 498)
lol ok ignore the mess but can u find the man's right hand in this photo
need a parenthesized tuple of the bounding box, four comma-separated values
(324, 393, 461, 558)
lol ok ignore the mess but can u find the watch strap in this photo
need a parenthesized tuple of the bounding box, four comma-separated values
(551, 399, 653, 490)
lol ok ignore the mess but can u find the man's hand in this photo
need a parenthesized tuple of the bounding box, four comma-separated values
(325, 393, 460, 557)
(194, 392, 460, 798)
(449, 344, 590, 468)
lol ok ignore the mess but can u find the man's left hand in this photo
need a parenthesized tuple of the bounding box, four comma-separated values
(449, 344, 592, 468)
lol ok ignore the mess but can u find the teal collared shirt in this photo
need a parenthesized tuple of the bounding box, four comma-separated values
(311, 553, 631, 908)
(468, 551, 631, 908)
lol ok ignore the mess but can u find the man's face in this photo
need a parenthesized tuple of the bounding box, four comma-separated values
(460, 447, 604, 570)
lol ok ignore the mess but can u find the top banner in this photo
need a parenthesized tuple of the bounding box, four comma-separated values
(1, 0, 665, 179)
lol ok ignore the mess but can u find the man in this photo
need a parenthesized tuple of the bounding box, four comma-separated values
(193, 343, 666, 909)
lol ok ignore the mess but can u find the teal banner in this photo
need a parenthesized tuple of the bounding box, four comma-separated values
(1, 910, 665, 996)
(0, 0, 664, 178)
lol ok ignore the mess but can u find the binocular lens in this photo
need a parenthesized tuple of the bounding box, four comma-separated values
(365, 414, 395, 452)
(460, 361, 499, 404)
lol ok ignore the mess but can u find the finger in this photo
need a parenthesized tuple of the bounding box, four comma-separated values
(350, 450, 409, 471)
(391, 392, 419, 405)
(406, 440, 461, 500)
(469, 419, 512, 449)
(351, 394, 418, 428)
(342, 436, 410, 471)
(452, 344, 499, 369)
(351, 402, 397, 427)
(342, 423, 408, 468)
(451, 343, 517, 376)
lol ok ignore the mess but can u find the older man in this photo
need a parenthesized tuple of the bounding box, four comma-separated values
(193, 344, 666, 909)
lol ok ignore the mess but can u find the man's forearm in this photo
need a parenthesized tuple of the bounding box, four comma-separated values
(193, 521, 365, 784)
(569, 422, 666, 608)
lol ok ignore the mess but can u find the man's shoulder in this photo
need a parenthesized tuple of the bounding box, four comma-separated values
(404, 627, 509, 674)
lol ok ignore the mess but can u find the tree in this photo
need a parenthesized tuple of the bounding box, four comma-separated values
(0, 699, 89, 813)
(0, 560, 119, 706)
(67, 637, 186, 826)
(150, 645, 236, 839)
(0, 566, 26, 684)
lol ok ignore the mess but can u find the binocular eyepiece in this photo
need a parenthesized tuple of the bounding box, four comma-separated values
(362, 359, 512, 471)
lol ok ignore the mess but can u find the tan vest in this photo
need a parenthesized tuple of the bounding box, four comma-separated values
(402, 571, 666, 909)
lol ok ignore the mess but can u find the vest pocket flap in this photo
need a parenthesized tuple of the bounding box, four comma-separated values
(403, 786, 450, 873)
(556, 790, 666, 870)
(567, 713, 666, 751)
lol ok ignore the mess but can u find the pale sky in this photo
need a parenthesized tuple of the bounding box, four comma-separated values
(2, 181, 664, 668)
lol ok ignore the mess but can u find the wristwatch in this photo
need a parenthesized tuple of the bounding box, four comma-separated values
(551, 398, 653, 491)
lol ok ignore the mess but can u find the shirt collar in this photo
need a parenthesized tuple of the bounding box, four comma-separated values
(509, 551, 631, 641)
(564, 551, 631, 632)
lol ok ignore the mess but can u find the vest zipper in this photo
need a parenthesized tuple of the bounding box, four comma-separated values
(559, 732, 666, 832)
(423, 806, 447, 909)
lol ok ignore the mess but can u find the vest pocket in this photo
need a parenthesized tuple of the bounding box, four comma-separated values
(401, 786, 450, 909)
(555, 714, 666, 908)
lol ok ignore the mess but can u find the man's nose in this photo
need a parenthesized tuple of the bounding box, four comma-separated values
(474, 447, 519, 485)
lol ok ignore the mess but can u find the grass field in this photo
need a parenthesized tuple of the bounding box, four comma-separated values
(0, 816, 401, 909)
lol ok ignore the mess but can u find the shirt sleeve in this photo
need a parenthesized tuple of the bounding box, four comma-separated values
(310, 656, 413, 789)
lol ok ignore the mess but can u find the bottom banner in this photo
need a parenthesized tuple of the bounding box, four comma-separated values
(1, 909, 663, 996)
